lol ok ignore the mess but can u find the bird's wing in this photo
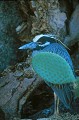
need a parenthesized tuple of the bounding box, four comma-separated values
(43, 43, 75, 110)
(32, 43, 75, 110)
(39, 43, 74, 72)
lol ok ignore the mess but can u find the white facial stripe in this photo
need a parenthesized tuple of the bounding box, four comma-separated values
(39, 41, 50, 47)
(33, 34, 44, 42)
(33, 34, 56, 42)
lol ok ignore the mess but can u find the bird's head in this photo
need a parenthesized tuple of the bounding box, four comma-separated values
(19, 34, 57, 50)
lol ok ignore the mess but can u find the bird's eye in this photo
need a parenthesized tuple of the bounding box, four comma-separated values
(37, 42, 42, 45)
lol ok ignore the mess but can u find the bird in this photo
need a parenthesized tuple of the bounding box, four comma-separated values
(19, 34, 75, 114)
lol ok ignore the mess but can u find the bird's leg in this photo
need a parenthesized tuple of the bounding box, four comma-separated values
(54, 84, 61, 115)
(54, 92, 59, 115)
(54, 92, 57, 114)
(57, 94, 59, 114)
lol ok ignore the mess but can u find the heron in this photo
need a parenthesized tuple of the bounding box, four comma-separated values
(19, 34, 75, 114)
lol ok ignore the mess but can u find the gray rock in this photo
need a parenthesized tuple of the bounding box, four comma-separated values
(0, 1, 23, 71)
(64, 4, 79, 46)
(69, 5, 79, 39)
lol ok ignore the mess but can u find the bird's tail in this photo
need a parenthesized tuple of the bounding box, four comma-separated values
(52, 84, 74, 110)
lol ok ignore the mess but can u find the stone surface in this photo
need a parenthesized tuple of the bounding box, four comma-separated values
(64, 4, 79, 46)
(0, 1, 23, 71)
(0, 58, 38, 120)
(0, 108, 5, 120)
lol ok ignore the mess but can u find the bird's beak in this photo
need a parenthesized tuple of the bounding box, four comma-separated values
(19, 42, 37, 50)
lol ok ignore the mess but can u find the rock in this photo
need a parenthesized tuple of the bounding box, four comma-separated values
(12, 118, 32, 120)
(0, 1, 23, 71)
(50, 113, 79, 120)
(70, 4, 79, 39)
(0, 57, 44, 120)
(48, 8, 67, 32)
(0, 108, 5, 120)
(13, 70, 24, 77)
(37, 118, 50, 120)
(64, 4, 79, 46)
(18, 0, 66, 39)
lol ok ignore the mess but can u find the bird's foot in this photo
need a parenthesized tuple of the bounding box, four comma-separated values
(54, 109, 59, 115)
